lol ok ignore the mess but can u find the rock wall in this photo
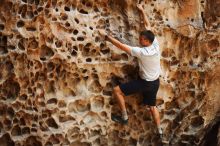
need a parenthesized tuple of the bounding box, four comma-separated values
(0, 0, 219, 146)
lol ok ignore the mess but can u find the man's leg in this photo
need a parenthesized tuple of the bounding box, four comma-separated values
(113, 86, 126, 111)
(149, 106, 162, 136)
(149, 106, 160, 126)
(113, 86, 128, 120)
(111, 79, 146, 124)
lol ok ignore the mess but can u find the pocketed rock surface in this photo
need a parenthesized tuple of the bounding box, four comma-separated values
(0, 0, 219, 146)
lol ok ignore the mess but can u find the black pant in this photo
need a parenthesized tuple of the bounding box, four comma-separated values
(119, 78, 160, 106)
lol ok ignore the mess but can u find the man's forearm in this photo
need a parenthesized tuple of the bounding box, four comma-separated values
(106, 35, 131, 55)
(140, 9, 151, 29)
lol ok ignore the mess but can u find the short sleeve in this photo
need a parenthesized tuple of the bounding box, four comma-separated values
(130, 47, 142, 58)
(129, 37, 159, 57)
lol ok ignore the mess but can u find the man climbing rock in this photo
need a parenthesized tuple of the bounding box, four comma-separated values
(99, 4, 163, 138)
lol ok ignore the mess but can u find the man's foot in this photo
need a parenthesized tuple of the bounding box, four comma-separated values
(158, 127, 163, 140)
(111, 114, 128, 125)
(159, 133, 163, 139)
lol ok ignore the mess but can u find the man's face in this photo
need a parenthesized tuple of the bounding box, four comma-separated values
(139, 35, 151, 47)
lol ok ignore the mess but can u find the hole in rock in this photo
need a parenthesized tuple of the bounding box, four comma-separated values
(13, 118, 19, 124)
(0, 105, 7, 116)
(70, 141, 90, 146)
(51, 0, 57, 7)
(79, 9, 88, 14)
(47, 62, 55, 71)
(74, 18, 79, 24)
(64, 22, 70, 27)
(0, 36, 7, 46)
(2, 79, 20, 101)
(71, 50, 77, 56)
(208, 39, 219, 52)
(18, 41, 25, 50)
(89, 80, 102, 93)
(47, 98, 57, 104)
(45, 141, 53, 146)
(59, 115, 74, 123)
(52, 17, 57, 21)
(28, 39, 38, 49)
(71, 37, 76, 41)
(19, 94, 28, 100)
(82, 112, 101, 124)
(11, 125, 21, 136)
(95, 36, 100, 42)
(21, 6, 27, 18)
(73, 29, 79, 35)
(83, 75, 89, 80)
(102, 89, 112, 96)
(35, 0, 40, 5)
(27, 0, 34, 4)
(121, 53, 128, 61)
(46, 117, 58, 129)
(7, 107, 15, 118)
(86, 2, 93, 8)
(0, 133, 15, 146)
(0, 46, 8, 54)
(64, 6, 70, 11)
(68, 100, 90, 113)
(25, 136, 42, 146)
(0, 24, 4, 30)
(91, 73, 98, 79)
(101, 48, 110, 54)
(77, 37, 84, 41)
(44, 9, 50, 17)
(46, 37, 53, 44)
(82, 31, 86, 35)
(26, 26, 36, 31)
(99, 43, 105, 49)
(40, 45, 54, 61)
(4, 119, 12, 130)
(58, 100, 66, 107)
(48, 134, 60, 144)
(37, 7, 43, 12)
(19, 117, 26, 126)
(60, 13, 68, 20)
(31, 127, 37, 132)
(94, 6, 99, 12)
(91, 96, 104, 112)
(86, 58, 92, 62)
(82, 69, 87, 73)
(27, 11, 34, 19)
(55, 40, 62, 48)
(190, 116, 204, 127)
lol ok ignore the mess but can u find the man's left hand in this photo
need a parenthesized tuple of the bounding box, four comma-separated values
(98, 29, 107, 38)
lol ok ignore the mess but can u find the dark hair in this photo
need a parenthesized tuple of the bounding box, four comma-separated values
(140, 30, 155, 43)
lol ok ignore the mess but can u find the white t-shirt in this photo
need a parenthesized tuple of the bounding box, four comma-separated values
(129, 37, 161, 81)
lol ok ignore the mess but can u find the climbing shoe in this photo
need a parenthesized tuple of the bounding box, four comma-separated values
(111, 114, 128, 125)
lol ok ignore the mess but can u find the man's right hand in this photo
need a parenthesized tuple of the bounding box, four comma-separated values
(137, 4, 144, 11)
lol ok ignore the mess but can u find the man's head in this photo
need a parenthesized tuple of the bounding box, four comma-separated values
(139, 30, 155, 47)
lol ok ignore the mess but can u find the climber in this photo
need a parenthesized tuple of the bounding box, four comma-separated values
(99, 4, 163, 138)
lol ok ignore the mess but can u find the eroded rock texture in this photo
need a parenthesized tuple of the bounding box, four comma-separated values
(0, 0, 219, 145)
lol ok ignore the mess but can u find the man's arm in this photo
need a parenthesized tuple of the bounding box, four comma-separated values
(99, 30, 131, 55)
(106, 35, 131, 55)
(137, 4, 151, 30)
